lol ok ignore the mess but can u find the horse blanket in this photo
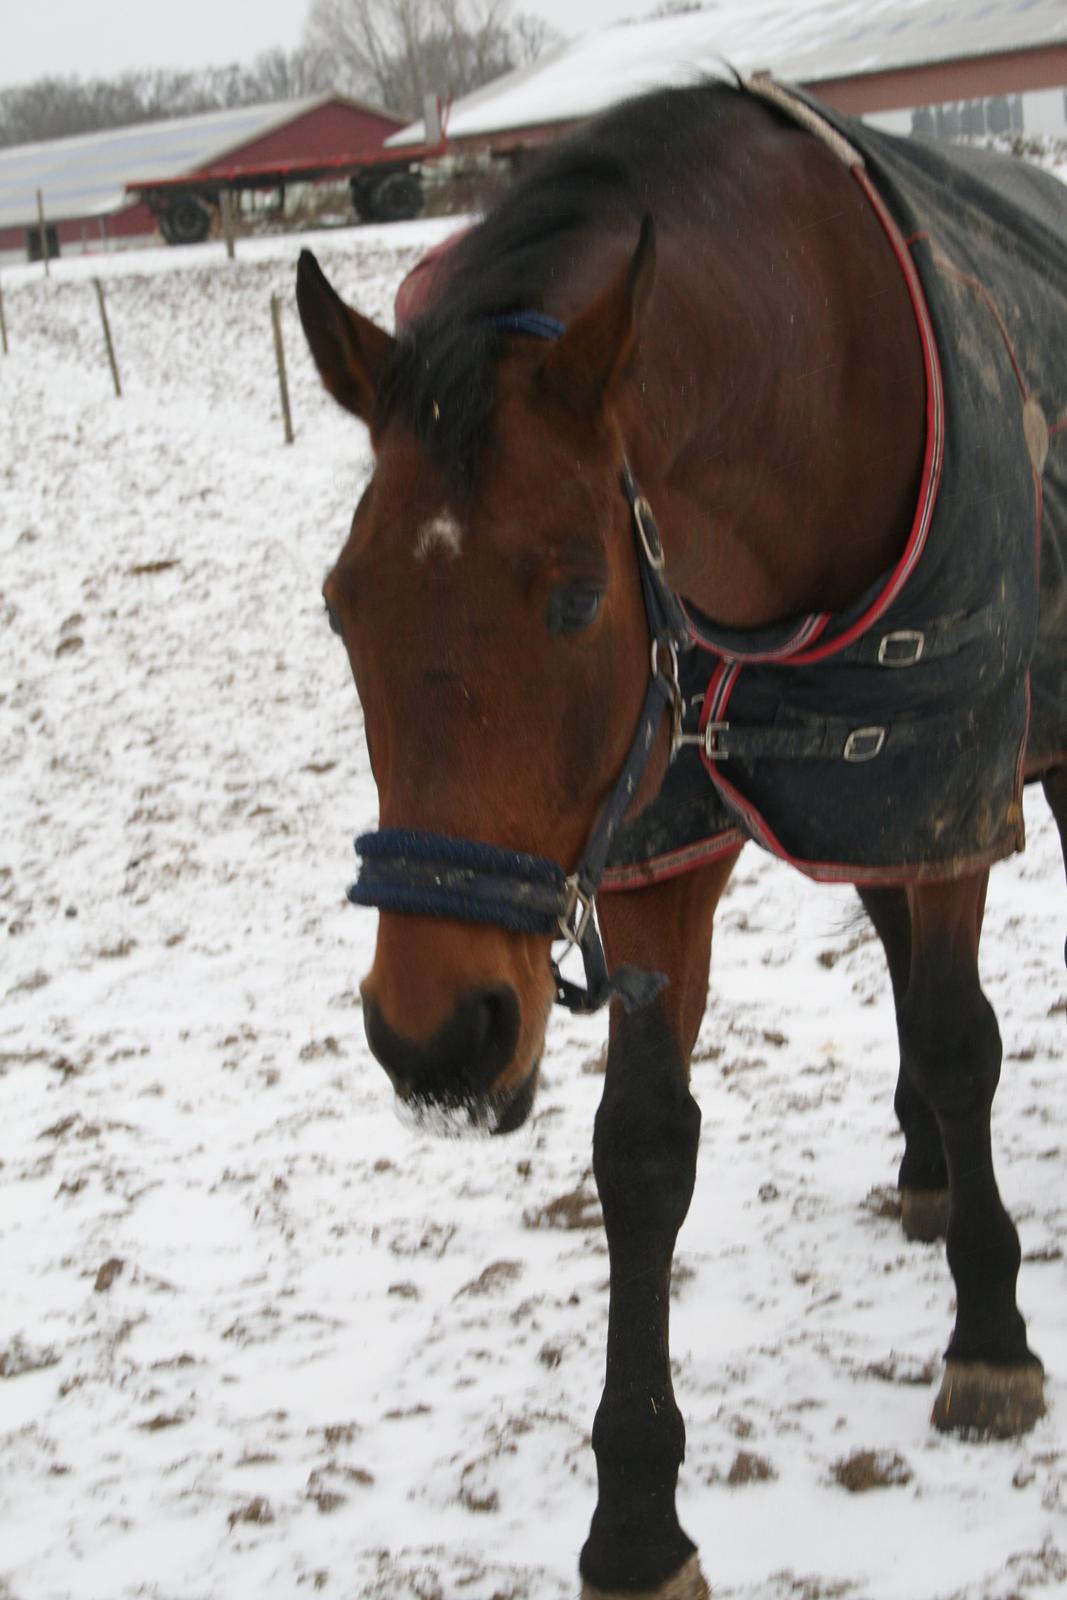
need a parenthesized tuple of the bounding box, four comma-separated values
(605, 80, 1067, 887)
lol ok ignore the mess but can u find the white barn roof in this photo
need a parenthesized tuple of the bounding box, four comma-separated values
(388, 0, 1067, 146)
(0, 98, 322, 231)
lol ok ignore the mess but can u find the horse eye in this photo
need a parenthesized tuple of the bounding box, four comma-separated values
(549, 585, 604, 636)
(324, 602, 343, 637)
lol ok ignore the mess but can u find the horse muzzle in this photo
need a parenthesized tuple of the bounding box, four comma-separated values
(361, 979, 539, 1135)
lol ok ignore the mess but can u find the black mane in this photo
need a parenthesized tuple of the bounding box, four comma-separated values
(383, 80, 743, 487)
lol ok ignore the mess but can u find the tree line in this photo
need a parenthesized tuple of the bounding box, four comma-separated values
(0, 0, 560, 147)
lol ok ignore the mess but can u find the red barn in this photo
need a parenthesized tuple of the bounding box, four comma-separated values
(0, 95, 404, 262)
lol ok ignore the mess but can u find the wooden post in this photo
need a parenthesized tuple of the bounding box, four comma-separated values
(0, 277, 7, 355)
(219, 190, 236, 260)
(93, 279, 122, 397)
(270, 293, 294, 445)
(36, 188, 50, 277)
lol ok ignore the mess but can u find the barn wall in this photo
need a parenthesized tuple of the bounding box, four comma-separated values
(195, 100, 403, 175)
(811, 44, 1067, 116)
(0, 201, 156, 260)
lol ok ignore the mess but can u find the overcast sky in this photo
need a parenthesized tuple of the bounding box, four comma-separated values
(4, 0, 641, 87)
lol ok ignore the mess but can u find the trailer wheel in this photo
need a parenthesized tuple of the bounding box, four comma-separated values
(349, 177, 377, 222)
(350, 172, 424, 225)
(160, 196, 213, 246)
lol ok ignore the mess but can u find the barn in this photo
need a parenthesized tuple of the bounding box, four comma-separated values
(388, 0, 1067, 158)
(0, 94, 404, 264)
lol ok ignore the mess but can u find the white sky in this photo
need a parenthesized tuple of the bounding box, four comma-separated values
(3, 0, 638, 88)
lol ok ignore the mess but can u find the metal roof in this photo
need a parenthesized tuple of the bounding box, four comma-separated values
(388, 0, 1067, 145)
(0, 97, 330, 230)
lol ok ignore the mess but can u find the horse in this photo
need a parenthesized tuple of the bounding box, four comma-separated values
(296, 76, 1064, 1600)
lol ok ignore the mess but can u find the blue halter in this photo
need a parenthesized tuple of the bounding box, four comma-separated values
(347, 314, 691, 1014)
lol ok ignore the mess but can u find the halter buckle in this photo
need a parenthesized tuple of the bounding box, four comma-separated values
(633, 495, 666, 571)
(559, 874, 595, 946)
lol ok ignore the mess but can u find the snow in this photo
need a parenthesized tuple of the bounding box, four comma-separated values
(1, 222, 1065, 1600)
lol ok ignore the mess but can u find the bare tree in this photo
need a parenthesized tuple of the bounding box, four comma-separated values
(303, 0, 559, 117)
(0, 50, 331, 148)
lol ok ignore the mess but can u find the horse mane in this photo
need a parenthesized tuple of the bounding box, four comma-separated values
(383, 79, 744, 489)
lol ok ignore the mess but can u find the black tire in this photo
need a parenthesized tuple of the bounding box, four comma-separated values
(159, 195, 213, 246)
(352, 171, 424, 225)
(349, 177, 377, 222)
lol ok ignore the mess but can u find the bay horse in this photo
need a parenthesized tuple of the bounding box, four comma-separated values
(297, 77, 1063, 1600)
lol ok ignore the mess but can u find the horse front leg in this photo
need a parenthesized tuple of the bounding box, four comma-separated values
(904, 874, 1045, 1437)
(580, 853, 739, 1600)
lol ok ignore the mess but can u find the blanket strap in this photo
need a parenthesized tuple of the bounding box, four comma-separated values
(679, 703, 979, 765)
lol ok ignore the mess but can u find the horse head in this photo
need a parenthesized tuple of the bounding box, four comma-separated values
(297, 226, 667, 1135)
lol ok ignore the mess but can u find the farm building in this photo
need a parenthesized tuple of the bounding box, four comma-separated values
(389, 0, 1067, 157)
(0, 95, 404, 263)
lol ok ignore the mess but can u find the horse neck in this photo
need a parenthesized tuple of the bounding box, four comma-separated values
(616, 127, 927, 630)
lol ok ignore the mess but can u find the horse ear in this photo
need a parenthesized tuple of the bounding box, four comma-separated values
(539, 215, 655, 418)
(296, 249, 395, 424)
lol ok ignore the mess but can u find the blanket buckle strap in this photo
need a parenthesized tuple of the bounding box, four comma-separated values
(878, 629, 925, 667)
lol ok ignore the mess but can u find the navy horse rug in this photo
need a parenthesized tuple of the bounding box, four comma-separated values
(398, 79, 1067, 889)
(604, 77, 1067, 888)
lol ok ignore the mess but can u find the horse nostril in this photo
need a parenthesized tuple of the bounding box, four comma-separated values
(363, 982, 521, 1102)
(465, 984, 520, 1089)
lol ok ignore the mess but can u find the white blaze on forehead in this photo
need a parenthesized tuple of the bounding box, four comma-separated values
(414, 510, 464, 561)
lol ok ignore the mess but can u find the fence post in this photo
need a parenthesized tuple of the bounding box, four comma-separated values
(93, 279, 122, 397)
(36, 189, 50, 277)
(271, 293, 294, 444)
(220, 190, 236, 260)
(0, 277, 7, 354)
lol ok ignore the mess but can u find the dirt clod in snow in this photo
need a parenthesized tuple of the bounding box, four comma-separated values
(832, 1450, 913, 1492)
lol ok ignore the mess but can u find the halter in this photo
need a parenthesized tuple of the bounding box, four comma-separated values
(347, 312, 692, 1013)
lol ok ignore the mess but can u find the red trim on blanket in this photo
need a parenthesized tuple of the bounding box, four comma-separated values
(601, 831, 746, 890)
(683, 164, 944, 672)
(786, 169, 945, 665)
(680, 600, 831, 662)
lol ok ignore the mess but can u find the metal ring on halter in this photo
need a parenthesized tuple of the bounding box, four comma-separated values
(651, 637, 687, 756)
(650, 635, 679, 684)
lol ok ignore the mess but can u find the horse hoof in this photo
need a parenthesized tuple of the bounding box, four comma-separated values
(900, 1187, 949, 1242)
(581, 1553, 711, 1600)
(932, 1359, 1046, 1439)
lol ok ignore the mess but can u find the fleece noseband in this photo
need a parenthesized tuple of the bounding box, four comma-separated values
(347, 313, 691, 1013)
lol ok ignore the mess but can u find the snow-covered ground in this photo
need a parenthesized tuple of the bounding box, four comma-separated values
(1, 223, 1064, 1600)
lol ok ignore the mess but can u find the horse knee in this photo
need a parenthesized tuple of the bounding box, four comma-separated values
(592, 1385, 687, 1477)
(593, 1082, 701, 1240)
(898, 976, 1001, 1117)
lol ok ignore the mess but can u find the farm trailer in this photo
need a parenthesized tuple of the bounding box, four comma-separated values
(126, 142, 445, 245)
